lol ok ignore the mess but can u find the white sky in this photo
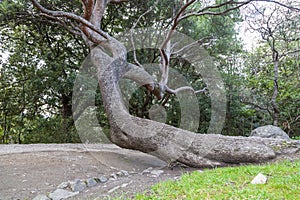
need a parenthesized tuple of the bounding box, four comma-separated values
(236, 21, 261, 51)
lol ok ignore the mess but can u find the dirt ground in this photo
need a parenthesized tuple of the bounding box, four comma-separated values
(0, 144, 196, 200)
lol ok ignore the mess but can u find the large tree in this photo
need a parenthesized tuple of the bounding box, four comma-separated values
(20, 0, 300, 167)
(242, 3, 300, 135)
(0, 0, 87, 143)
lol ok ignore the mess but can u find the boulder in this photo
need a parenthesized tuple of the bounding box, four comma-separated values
(250, 125, 290, 140)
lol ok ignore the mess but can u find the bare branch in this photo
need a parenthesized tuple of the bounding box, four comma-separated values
(180, 1, 252, 20)
(165, 85, 192, 94)
(181, 0, 299, 21)
(160, 40, 171, 86)
(261, 0, 300, 12)
(91, 0, 107, 28)
(165, 85, 207, 95)
(40, 13, 82, 36)
(81, 0, 94, 21)
(130, 0, 160, 68)
(109, 0, 129, 3)
(172, 36, 213, 55)
(195, 87, 208, 94)
(158, 0, 197, 89)
(30, 0, 108, 41)
(160, 0, 196, 56)
(280, 49, 300, 58)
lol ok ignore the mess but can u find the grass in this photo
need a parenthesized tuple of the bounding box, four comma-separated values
(292, 136, 300, 140)
(134, 160, 300, 200)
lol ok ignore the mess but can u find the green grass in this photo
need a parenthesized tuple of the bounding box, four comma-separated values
(292, 136, 300, 140)
(134, 160, 300, 200)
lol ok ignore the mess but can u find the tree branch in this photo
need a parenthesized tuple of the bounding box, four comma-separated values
(180, 1, 252, 20)
(165, 85, 207, 95)
(261, 0, 300, 12)
(82, 0, 94, 21)
(30, 0, 108, 41)
(130, 0, 159, 68)
(39, 13, 82, 36)
(109, 0, 129, 3)
(280, 49, 300, 59)
(91, 0, 107, 28)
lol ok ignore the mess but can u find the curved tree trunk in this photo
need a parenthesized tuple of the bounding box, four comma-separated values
(29, 0, 300, 168)
(91, 45, 300, 168)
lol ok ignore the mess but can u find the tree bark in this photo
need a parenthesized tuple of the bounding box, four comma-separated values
(30, 0, 300, 168)
(91, 45, 300, 168)
(271, 53, 280, 126)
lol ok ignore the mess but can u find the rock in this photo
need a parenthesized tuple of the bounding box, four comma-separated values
(141, 167, 153, 174)
(98, 175, 108, 183)
(250, 125, 290, 140)
(57, 182, 70, 189)
(48, 189, 79, 200)
(110, 173, 118, 179)
(70, 179, 86, 192)
(86, 178, 97, 187)
(116, 171, 123, 177)
(32, 194, 50, 200)
(150, 170, 164, 177)
(251, 173, 268, 184)
(116, 170, 129, 177)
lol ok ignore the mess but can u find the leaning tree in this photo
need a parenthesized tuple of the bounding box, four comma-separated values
(30, 0, 300, 167)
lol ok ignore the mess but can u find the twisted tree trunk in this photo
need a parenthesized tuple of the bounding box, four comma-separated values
(91, 43, 300, 168)
(30, 0, 300, 168)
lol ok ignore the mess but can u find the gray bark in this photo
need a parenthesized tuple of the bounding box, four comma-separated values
(30, 0, 300, 168)
(91, 45, 300, 168)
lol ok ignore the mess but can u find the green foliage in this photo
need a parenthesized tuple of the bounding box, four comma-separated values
(135, 160, 300, 200)
(242, 18, 300, 137)
(0, 0, 87, 143)
(23, 116, 80, 143)
(0, 0, 299, 143)
(292, 136, 300, 140)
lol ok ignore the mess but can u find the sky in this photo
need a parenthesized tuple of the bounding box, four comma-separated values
(236, 21, 261, 51)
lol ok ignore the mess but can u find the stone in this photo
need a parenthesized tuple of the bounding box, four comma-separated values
(57, 181, 70, 189)
(86, 178, 97, 187)
(70, 179, 86, 192)
(116, 171, 123, 177)
(121, 170, 130, 176)
(251, 173, 268, 184)
(32, 194, 50, 200)
(116, 170, 129, 177)
(48, 189, 79, 200)
(98, 175, 108, 183)
(150, 170, 164, 177)
(141, 167, 152, 174)
(250, 125, 290, 140)
(110, 173, 118, 179)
